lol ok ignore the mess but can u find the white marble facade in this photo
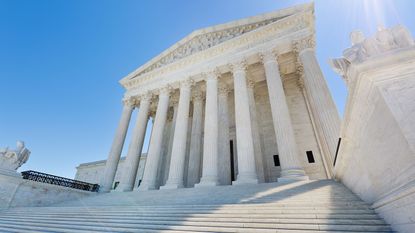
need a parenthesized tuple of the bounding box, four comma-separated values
(97, 3, 340, 192)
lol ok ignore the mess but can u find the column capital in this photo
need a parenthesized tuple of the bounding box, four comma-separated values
(155, 85, 172, 96)
(180, 79, 194, 89)
(295, 61, 305, 79)
(293, 35, 316, 54)
(170, 93, 180, 106)
(203, 69, 221, 81)
(297, 76, 305, 91)
(138, 92, 152, 103)
(247, 78, 256, 89)
(218, 82, 230, 96)
(122, 97, 137, 108)
(229, 59, 247, 73)
(192, 86, 204, 102)
(259, 50, 278, 64)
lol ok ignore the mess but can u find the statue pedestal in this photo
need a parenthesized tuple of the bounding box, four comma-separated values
(0, 168, 22, 178)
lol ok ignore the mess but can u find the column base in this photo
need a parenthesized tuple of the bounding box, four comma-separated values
(112, 184, 133, 193)
(232, 178, 258, 186)
(278, 169, 309, 183)
(136, 181, 157, 191)
(160, 182, 184, 190)
(195, 176, 218, 187)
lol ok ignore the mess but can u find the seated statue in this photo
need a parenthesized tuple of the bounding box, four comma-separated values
(0, 141, 30, 171)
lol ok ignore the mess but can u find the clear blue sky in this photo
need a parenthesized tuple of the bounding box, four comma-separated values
(1, 0, 414, 179)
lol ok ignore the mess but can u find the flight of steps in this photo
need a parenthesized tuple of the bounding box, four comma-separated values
(0, 180, 393, 233)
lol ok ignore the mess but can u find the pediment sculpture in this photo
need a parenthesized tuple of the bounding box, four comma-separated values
(0, 141, 30, 171)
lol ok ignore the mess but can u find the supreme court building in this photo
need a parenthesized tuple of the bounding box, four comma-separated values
(93, 3, 341, 193)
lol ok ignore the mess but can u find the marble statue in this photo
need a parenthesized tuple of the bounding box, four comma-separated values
(329, 25, 414, 79)
(0, 141, 30, 171)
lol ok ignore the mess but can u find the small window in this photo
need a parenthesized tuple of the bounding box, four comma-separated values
(273, 155, 280, 166)
(306, 151, 315, 163)
(113, 181, 120, 189)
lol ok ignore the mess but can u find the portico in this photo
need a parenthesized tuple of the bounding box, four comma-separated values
(100, 3, 339, 192)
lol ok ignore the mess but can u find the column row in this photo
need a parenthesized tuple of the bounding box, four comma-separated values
(100, 48, 326, 192)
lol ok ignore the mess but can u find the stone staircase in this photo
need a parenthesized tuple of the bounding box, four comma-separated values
(0, 180, 393, 232)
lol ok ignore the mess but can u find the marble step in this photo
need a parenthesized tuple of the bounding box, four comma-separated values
(5, 206, 373, 213)
(0, 218, 393, 232)
(3, 208, 376, 215)
(0, 215, 388, 225)
(2, 212, 382, 220)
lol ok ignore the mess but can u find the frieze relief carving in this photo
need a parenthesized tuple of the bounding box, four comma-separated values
(123, 11, 313, 91)
(138, 18, 283, 76)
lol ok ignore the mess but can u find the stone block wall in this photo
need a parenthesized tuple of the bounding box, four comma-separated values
(0, 172, 94, 208)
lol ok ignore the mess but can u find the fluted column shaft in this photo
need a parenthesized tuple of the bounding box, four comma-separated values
(160, 101, 178, 186)
(298, 48, 341, 169)
(115, 95, 151, 192)
(232, 62, 258, 185)
(218, 83, 231, 185)
(196, 72, 219, 187)
(162, 81, 192, 189)
(247, 80, 265, 183)
(187, 90, 204, 187)
(100, 100, 134, 192)
(261, 51, 308, 182)
(139, 88, 170, 190)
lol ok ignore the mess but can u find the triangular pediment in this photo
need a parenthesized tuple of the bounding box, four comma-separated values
(124, 3, 313, 80)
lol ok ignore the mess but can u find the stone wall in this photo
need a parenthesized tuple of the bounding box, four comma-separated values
(0, 172, 94, 208)
(75, 155, 147, 190)
(334, 31, 415, 232)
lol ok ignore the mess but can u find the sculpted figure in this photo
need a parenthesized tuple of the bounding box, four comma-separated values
(391, 25, 414, 48)
(376, 27, 397, 52)
(343, 31, 367, 63)
(0, 141, 30, 171)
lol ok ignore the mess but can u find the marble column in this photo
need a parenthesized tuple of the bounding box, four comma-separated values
(162, 80, 193, 189)
(294, 37, 341, 169)
(160, 96, 179, 186)
(100, 98, 135, 192)
(247, 79, 265, 183)
(196, 72, 219, 187)
(231, 61, 258, 185)
(217, 82, 232, 185)
(187, 87, 204, 187)
(115, 93, 152, 192)
(138, 87, 170, 191)
(261, 50, 308, 182)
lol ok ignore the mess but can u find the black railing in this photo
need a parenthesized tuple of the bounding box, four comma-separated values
(21, 170, 99, 192)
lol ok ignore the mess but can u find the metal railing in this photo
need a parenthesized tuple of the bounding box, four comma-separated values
(21, 170, 99, 192)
